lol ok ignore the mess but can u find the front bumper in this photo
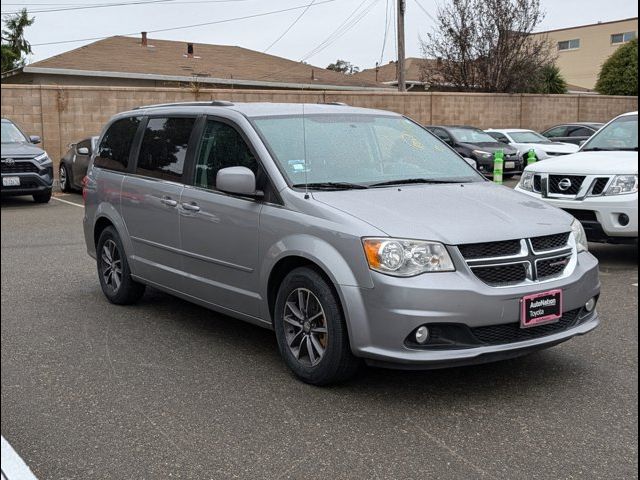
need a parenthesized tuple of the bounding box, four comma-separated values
(476, 156, 523, 175)
(1, 167, 53, 197)
(340, 251, 600, 367)
(515, 187, 638, 240)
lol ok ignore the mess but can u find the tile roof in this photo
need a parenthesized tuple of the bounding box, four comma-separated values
(354, 57, 441, 84)
(27, 35, 386, 89)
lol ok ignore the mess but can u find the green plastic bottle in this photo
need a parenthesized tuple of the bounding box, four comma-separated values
(527, 149, 537, 166)
(493, 149, 504, 185)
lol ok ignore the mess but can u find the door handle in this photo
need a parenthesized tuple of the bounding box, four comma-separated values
(181, 202, 201, 213)
(160, 196, 178, 207)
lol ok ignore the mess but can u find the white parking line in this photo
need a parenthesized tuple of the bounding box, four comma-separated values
(1, 435, 38, 480)
(51, 196, 84, 208)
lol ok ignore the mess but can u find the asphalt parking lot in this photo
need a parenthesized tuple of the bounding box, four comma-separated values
(1, 190, 638, 480)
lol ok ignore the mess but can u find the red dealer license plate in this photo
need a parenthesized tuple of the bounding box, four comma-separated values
(521, 289, 563, 328)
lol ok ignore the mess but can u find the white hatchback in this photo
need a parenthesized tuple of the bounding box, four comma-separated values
(516, 112, 638, 244)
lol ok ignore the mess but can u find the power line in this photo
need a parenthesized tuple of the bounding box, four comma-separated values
(379, 0, 390, 64)
(263, 0, 316, 53)
(412, 0, 437, 23)
(28, 0, 339, 47)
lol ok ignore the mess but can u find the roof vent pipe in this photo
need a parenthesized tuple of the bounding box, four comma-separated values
(141, 31, 148, 47)
(187, 43, 194, 57)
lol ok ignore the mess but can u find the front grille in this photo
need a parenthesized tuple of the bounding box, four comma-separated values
(1, 161, 39, 174)
(531, 232, 570, 252)
(591, 177, 610, 196)
(458, 240, 521, 260)
(549, 175, 585, 195)
(471, 309, 581, 345)
(472, 263, 528, 286)
(537, 255, 571, 280)
(563, 209, 598, 222)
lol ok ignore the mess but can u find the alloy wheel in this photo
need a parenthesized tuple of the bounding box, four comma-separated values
(101, 239, 123, 293)
(283, 288, 328, 367)
(59, 166, 67, 191)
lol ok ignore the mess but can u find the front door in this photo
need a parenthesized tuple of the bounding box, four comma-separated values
(121, 116, 197, 288)
(179, 118, 263, 318)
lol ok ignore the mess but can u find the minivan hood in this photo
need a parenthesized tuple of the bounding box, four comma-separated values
(0, 142, 45, 158)
(312, 182, 572, 245)
(526, 150, 638, 175)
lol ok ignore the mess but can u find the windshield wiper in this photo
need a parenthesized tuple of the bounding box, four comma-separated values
(292, 182, 369, 190)
(617, 147, 639, 151)
(369, 178, 465, 187)
(582, 147, 613, 152)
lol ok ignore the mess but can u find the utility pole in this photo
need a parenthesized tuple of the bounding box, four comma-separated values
(397, 0, 406, 92)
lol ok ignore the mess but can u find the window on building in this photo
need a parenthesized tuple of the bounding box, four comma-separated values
(558, 39, 580, 51)
(611, 31, 636, 44)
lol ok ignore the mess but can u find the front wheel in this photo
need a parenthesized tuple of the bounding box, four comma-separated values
(97, 226, 145, 305)
(59, 164, 72, 192)
(274, 267, 359, 385)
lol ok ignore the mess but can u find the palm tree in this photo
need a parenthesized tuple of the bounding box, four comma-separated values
(535, 64, 568, 94)
(1, 8, 35, 73)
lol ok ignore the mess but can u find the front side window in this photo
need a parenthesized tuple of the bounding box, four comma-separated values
(194, 120, 258, 190)
(136, 117, 196, 181)
(95, 117, 141, 172)
(558, 39, 580, 50)
(252, 114, 483, 187)
(543, 126, 567, 138)
(76, 139, 92, 154)
(1, 121, 29, 144)
(582, 114, 638, 152)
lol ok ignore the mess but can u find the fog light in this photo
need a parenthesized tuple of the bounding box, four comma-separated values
(619, 214, 630, 226)
(585, 297, 597, 312)
(415, 326, 430, 344)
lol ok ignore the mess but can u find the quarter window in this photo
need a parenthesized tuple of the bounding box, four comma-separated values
(136, 117, 196, 181)
(558, 39, 580, 50)
(95, 117, 141, 172)
(194, 120, 258, 190)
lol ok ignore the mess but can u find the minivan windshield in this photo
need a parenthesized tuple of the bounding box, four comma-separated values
(509, 131, 552, 144)
(252, 114, 483, 188)
(448, 127, 499, 144)
(582, 114, 638, 152)
(1, 121, 29, 144)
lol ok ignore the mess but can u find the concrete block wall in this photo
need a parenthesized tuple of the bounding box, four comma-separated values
(1, 85, 637, 172)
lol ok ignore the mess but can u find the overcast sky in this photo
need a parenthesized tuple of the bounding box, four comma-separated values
(3, 0, 638, 70)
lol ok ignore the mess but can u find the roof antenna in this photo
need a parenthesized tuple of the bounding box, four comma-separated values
(302, 102, 310, 200)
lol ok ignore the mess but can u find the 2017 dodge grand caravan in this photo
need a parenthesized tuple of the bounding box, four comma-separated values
(83, 102, 601, 385)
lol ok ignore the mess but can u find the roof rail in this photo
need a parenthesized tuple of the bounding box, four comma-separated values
(133, 100, 234, 110)
(319, 101, 349, 106)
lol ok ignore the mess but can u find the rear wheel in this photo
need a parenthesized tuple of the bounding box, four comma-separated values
(59, 164, 72, 192)
(33, 189, 52, 203)
(97, 226, 145, 305)
(274, 267, 359, 385)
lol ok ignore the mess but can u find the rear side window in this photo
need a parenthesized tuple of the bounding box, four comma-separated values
(76, 139, 92, 154)
(194, 120, 258, 190)
(568, 126, 594, 137)
(95, 117, 141, 172)
(136, 117, 196, 181)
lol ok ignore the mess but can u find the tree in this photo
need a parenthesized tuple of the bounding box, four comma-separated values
(326, 59, 360, 75)
(420, 0, 554, 93)
(595, 39, 638, 96)
(1, 8, 35, 73)
(533, 64, 568, 94)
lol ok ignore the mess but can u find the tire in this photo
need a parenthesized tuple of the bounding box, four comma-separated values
(274, 267, 359, 385)
(96, 226, 145, 305)
(33, 189, 52, 203)
(59, 163, 72, 192)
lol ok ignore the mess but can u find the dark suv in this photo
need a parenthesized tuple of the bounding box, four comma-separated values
(426, 125, 523, 177)
(1, 118, 53, 203)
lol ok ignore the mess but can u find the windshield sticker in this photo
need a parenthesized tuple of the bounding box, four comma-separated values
(288, 159, 310, 173)
(401, 133, 425, 150)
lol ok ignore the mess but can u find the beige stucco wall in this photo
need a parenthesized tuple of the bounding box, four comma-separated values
(1, 84, 637, 170)
(533, 18, 638, 90)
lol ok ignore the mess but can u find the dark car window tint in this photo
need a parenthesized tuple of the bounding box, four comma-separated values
(568, 126, 594, 137)
(136, 117, 196, 181)
(194, 120, 258, 190)
(432, 128, 452, 143)
(95, 117, 141, 172)
(543, 126, 566, 138)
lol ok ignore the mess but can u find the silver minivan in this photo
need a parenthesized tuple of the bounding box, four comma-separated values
(83, 102, 601, 385)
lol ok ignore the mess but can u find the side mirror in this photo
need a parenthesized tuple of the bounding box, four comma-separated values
(463, 157, 478, 169)
(77, 147, 90, 155)
(216, 166, 262, 198)
(578, 140, 587, 147)
(30, 135, 41, 144)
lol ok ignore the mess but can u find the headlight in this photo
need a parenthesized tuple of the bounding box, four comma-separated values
(606, 175, 638, 195)
(472, 149, 493, 159)
(518, 171, 535, 191)
(571, 219, 589, 253)
(363, 238, 455, 276)
(34, 152, 51, 164)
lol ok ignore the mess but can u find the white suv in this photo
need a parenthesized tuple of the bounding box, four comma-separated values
(516, 111, 638, 244)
